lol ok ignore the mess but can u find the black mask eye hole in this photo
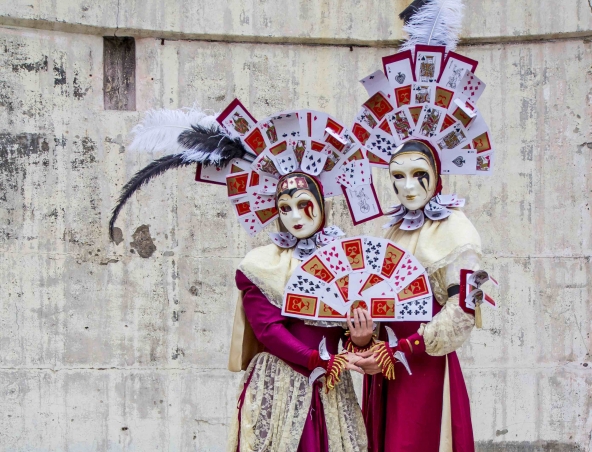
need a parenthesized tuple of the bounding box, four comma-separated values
(392, 173, 405, 180)
(280, 205, 292, 213)
(413, 171, 428, 178)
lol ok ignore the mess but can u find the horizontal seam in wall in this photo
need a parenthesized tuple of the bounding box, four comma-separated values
(1, 16, 591, 48)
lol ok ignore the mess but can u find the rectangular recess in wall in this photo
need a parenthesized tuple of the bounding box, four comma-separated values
(103, 37, 136, 111)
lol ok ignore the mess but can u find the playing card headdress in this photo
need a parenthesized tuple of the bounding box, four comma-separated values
(350, 0, 495, 230)
(109, 99, 382, 240)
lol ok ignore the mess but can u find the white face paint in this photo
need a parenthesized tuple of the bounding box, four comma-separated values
(277, 190, 323, 239)
(389, 152, 437, 210)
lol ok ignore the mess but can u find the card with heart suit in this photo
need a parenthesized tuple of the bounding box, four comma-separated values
(216, 98, 258, 138)
(438, 52, 479, 89)
(440, 148, 477, 175)
(317, 243, 352, 280)
(195, 158, 251, 185)
(396, 274, 433, 304)
(338, 158, 372, 189)
(390, 252, 425, 292)
(383, 50, 415, 86)
(413, 105, 447, 139)
(414, 45, 446, 83)
(257, 115, 280, 145)
(343, 184, 383, 226)
(360, 70, 393, 98)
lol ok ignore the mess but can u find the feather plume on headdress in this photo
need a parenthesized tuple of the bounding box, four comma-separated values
(109, 107, 252, 240)
(398, 0, 465, 53)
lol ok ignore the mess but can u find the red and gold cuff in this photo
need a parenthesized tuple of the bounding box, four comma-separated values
(372, 342, 397, 380)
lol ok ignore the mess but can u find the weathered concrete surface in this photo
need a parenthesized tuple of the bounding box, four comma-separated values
(0, 0, 591, 44)
(0, 0, 591, 450)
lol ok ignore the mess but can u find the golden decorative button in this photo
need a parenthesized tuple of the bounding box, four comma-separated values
(414, 340, 420, 345)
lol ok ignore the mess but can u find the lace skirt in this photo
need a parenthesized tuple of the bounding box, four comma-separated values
(227, 352, 368, 452)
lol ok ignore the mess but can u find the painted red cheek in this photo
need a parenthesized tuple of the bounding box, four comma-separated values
(303, 201, 315, 219)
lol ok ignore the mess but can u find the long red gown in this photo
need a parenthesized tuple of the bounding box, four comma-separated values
(363, 298, 475, 452)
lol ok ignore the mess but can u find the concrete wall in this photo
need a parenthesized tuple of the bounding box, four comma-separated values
(0, 1, 591, 451)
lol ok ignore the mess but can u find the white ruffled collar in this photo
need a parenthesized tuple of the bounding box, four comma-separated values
(383, 194, 465, 231)
(269, 226, 346, 260)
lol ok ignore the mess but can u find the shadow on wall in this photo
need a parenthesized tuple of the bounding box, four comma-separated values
(476, 441, 586, 452)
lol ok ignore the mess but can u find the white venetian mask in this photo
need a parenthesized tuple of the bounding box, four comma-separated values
(277, 189, 324, 239)
(389, 152, 437, 211)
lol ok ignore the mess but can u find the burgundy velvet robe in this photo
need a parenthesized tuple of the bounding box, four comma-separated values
(363, 298, 475, 452)
(236, 270, 345, 452)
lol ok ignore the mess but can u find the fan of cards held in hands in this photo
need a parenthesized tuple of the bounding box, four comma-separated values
(281, 235, 434, 322)
(197, 99, 383, 235)
(352, 45, 494, 175)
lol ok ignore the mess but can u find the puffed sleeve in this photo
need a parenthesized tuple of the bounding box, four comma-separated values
(418, 249, 480, 356)
(237, 270, 315, 368)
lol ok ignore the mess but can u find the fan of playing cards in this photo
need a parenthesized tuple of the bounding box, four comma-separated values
(281, 235, 434, 322)
(350, 45, 494, 175)
(196, 99, 383, 235)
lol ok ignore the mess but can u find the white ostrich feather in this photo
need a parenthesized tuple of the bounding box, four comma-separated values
(399, 0, 464, 53)
(128, 107, 218, 154)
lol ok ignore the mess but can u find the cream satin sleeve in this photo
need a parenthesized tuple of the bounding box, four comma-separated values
(418, 249, 480, 356)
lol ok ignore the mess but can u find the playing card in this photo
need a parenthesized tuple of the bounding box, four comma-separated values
(283, 292, 320, 318)
(387, 108, 415, 144)
(396, 273, 432, 304)
(362, 237, 389, 274)
(338, 159, 371, 189)
(440, 147, 477, 175)
(225, 171, 251, 200)
(252, 150, 281, 178)
(455, 71, 486, 103)
(216, 98, 257, 138)
(410, 83, 434, 105)
(370, 297, 396, 319)
(317, 301, 347, 319)
(246, 189, 275, 210)
(466, 114, 494, 154)
(286, 268, 328, 294)
(390, 253, 424, 292)
(257, 116, 280, 145)
(347, 271, 371, 301)
(317, 243, 352, 280)
(319, 282, 350, 314)
(395, 296, 432, 321)
(413, 105, 446, 138)
(434, 122, 470, 151)
(350, 121, 373, 145)
(340, 237, 365, 271)
(448, 98, 478, 129)
(236, 210, 264, 236)
(254, 173, 278, 195)
(360, 70, 393, 98)
(195, 158, 248, 186)
(300, 254, 337, 284)
(343, 184, 383, 226)
(300, 149, 328, 176)
(414, 45, 445, 83)
(382, 50, 414, 86)
(272, 112, 302, 140)
(242, 126, 268, 156)
(363, 92, 395, 122)
(379, 242, 407, 279)
(438, 52, 478, 88)
(365, 129, 399, 162)
(311, 112, 345, 137)
(434, 85, 455, 109)
(476, 151, 494, 175)
(252, 206, 278, 227)
(394, 84, 413, 108)
(407, 106, 423, 125)
(268, 141, 297, 174)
